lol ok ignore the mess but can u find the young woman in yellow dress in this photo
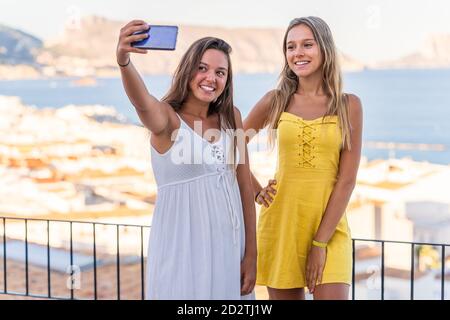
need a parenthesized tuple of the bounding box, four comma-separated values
(244, 17, 363, 300)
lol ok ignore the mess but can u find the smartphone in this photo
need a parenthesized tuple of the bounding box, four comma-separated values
(131, 25, 178, 50)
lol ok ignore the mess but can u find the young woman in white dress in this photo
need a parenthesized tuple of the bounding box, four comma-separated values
(116, 20, 256, 300)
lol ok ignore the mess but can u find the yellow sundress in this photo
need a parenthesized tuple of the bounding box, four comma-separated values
(256, 111, 352, 289)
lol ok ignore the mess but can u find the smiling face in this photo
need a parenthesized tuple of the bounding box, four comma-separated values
(285, 24, 323, 78)
(188, 49, 229, 104)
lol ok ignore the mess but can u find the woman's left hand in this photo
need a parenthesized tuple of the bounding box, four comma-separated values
(240, 255, 256, 296)
(306, 245, 327, 294)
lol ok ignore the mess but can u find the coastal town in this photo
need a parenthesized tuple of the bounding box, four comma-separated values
(0, 95, 449, 299)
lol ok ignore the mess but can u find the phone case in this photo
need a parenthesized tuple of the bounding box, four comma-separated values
(131, 25, 178, 50)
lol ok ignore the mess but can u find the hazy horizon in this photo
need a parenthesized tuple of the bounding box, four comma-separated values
(1, 0, 450, 64)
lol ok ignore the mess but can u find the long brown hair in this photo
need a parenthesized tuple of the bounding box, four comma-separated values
(162, 37, 237, 167)
(265, 17, 352, 150)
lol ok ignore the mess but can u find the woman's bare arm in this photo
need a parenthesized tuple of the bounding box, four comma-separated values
(313, 94, 363, 243)
(117, 20, 175, 136)
(235, 107, 257, 295)
(243, 90, 277, 204)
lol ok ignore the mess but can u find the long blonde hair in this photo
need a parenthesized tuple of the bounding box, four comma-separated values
(265, 16, 351, 150)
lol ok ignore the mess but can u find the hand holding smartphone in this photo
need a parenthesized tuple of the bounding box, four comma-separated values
(131, 25, 178, 51)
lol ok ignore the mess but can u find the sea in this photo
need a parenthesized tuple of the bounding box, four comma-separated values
(1, 69, 449, 164)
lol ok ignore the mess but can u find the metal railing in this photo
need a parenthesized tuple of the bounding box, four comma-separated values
(0, 216, 149, 300)
(0, 216, 448, 300)
(352, 238, 448, 300)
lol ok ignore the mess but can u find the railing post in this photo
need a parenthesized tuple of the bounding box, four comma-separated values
(93, 223, 97, 300)
(442, 245, 446, 300)
(47, 220, 51, 298)
(381, 241, 385, 300)
(410, 243, 415, 300)
(352, 239, 355, 300)
(2, 218, 7, 293)
(25, 219, 29, 296)
(70, 221, 74, 300)
(116, 225, 120, 300)
(141, 226, 145, 300)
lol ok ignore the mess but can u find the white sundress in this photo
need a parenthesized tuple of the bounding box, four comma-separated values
(146, 113, 254, 300)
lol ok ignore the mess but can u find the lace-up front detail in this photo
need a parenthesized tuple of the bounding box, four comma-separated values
(277, 112, 341, 172)
(298, 122, 316, 168)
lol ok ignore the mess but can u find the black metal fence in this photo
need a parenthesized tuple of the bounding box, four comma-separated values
(0, 216, 448, 300)
(352, 238, 448, 300)
(0, 216, 150, 300)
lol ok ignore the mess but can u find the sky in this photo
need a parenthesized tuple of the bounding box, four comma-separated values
(1, 0, 450, 64)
